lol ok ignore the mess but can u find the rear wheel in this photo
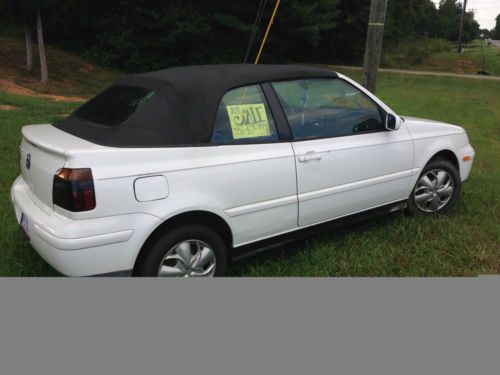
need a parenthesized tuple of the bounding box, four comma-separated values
(137, 225, 227, 277)
(407, 158, 461, 215)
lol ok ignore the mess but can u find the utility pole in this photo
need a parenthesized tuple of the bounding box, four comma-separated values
(457, 0, 468, 53)
(363, 0, 388, 93)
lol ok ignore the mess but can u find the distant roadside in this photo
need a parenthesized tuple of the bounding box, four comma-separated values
(328, 66, 500, 81)
(380, 38, 500, 77)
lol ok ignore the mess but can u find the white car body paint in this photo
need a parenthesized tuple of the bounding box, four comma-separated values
(11, 73, 475, 276)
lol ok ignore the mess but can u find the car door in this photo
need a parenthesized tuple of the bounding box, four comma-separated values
(271, 77, 414, 227)
(208, 84, 298, 246)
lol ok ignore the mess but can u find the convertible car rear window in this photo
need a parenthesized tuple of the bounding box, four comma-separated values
(74, 85, 155, 127)
(54, 79, 195, 147)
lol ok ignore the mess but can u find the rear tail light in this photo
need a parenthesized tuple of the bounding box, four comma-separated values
(53, 168, 96, 212)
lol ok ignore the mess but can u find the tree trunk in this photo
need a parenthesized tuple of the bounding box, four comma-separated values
(36, 9, 48, 85)
(25, 22, 33, 72)
(363, 0, 387, 93)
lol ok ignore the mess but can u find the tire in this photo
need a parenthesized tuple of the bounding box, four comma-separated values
(136, 224, 227, 277)
(407, 157, 461, 215)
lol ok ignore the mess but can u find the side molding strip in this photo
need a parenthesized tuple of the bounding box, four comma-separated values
(225, 195, 297, 217)
(298, 169, 414, 202)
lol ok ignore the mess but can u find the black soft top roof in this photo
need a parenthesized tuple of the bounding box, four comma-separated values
(135, 63, 336, 88)
(55, 64, 338, 147)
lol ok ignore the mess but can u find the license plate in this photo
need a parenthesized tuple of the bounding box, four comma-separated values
(20, 213, 29, 238)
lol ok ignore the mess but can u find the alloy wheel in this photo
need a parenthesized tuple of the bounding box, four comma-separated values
(414, 169, 455, 213)
(157, 240, 216, 277)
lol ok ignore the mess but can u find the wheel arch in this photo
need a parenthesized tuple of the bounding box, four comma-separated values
(132, 210, 233, 275)
(428, 149, 459, 171)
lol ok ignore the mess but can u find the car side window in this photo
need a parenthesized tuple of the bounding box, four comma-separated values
(211, 85, 279, 144)
(271, 78, 384, 140)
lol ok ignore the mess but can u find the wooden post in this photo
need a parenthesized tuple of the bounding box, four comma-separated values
(36, 9, 48, 85)
(363, 0, 387, 93)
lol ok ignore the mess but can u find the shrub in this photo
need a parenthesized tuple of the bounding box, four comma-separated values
(382, 38, 452, 68)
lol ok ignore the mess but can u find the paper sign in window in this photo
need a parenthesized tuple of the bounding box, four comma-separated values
(226, 103, 271, 139)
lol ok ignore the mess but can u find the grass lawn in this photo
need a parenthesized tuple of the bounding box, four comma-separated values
(0, 70, 499, 276)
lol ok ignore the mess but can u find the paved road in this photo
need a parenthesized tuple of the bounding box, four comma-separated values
(332, 65, 500, 81)
(491, 40, 500, 48)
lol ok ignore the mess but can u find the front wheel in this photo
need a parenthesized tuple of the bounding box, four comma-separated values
(407, 158, 461, 215)
(136, 225, 228, 277)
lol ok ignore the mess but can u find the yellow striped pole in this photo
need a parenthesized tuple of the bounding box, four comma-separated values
(254, 0, 281, 64)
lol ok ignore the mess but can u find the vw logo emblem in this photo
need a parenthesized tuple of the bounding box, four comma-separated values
(26, 154, 31, 170)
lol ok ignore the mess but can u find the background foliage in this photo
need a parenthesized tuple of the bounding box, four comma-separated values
(0, 0, 485, 72)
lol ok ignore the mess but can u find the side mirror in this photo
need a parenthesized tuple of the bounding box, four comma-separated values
(385, 113, 401, 131)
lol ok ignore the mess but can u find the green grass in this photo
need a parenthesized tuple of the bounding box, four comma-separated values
(382, 39, 500, 76)
(1, 71, 499, 276)
(0, 92, 79, 276)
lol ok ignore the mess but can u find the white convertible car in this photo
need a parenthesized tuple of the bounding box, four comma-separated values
(11, 65, 474, 276)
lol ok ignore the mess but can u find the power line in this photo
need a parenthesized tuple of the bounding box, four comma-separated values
(243, 0, 268, 64)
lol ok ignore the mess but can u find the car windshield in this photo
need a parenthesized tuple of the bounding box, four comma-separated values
(74, 85, 155, 126)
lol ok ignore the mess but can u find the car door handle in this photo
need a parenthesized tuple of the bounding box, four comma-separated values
(298, 151, 322, 163)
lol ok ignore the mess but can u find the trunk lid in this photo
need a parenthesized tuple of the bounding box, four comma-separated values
(20, 124, 102, 209)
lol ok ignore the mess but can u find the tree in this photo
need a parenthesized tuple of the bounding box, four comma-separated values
(433, 0, 479, 43)
(385, 0, 437, 41)
(36, 8, 48, 84)
(461, 11, 480, 42)
(4, 0, 34, 72)
(436, 0, 461, 41)
(479, 29, 491, 39)
(316, 0, 371, 65)
(214, 0, 339, 64)
(11, 0, 50, 82)
(492, 14, 500, 39)
(84, 0, 213, 71)
(1, 0, 486, 73)
(24, 17, 33, 72)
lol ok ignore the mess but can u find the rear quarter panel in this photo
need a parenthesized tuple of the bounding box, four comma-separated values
(66, 143, 298, 247)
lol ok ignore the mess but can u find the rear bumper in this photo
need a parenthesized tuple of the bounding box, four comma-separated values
(11, 176, 161, 276)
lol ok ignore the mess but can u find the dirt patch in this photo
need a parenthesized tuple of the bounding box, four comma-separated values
(0, 104, 17, 111)
(0, 36, 119, 102)
(79, 64, 95, 74)
(456, 59, 476, 74)
(43, 93, 86, 102)
(0, 79, 86, 102)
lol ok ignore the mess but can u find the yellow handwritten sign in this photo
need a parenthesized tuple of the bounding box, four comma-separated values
(226, 103, 271, 139)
